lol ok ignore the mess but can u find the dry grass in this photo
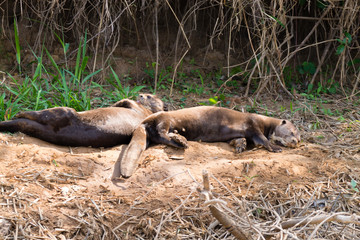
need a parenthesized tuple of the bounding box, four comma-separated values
(1, 1, 359, 96)
(200, 170, 360, 239)
(0, 159, 359, 239)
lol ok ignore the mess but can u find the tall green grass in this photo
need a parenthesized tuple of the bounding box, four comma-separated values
(14, 19, 21, 73)
(93, 67, 145, 105)
(0, 25, 144, 121)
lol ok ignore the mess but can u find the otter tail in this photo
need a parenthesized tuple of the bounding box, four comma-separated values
(118, 124, 148, 178)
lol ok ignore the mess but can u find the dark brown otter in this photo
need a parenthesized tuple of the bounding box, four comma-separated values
(0, 94, 165, 147)
(119, 106, 301, 177)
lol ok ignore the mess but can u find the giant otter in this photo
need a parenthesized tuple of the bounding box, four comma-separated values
(118, 106, 301, 177)
(0, 94, 165, 147)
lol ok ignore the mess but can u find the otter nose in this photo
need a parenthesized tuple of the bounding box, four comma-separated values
(290, 138, 299, 147)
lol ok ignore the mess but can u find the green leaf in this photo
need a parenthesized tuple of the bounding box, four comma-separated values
(348, 58, 360, 66)
(74, 36, 83, 80)
(307, 83, 314, 93)
(64, 43, 70, 53)
(54, 31, 65, 49)
(351, 179, 357, 189)
(336, 44, 345, 55)
(262, 11, 285, 28)
(303, 62, 316, 75)
(110, 67, 123, 91)
(344, 32, 352, 44)
(14, 19, 21, 72)
(151, 62, 157, 69)
(82, 31, 87, 59)
(336, 39, 346, 44)
(329, 85, 337, 94)
(129, 85, 145, 95)
(209, 97, 218, 105)
(316, 0, 328, 9)
(82, 69, 102, 84)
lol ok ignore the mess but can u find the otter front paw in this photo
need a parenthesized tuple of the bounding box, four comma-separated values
(269, 144, 282, 153)
(168, 133, 188, 148)
(229, 138, 247, 153)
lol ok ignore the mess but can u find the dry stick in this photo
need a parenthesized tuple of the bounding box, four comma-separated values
(66, 1, 134, 65)
(91, 0, 105, 81)
(243, 6, 263, 97)
(123, 0, 141, 47)
(280, 212, 360, 230)
(204, 16, 219, 64)
(154, 0, 159, 93)
(154, 189, 196, 240)
(112, 215, 138, 231)
(201, 170, 249, 240)
(339, 0, 351, 96)
(281, 5, 332, 69)
(14, 222, 18, 240)
(350, 71, 360, 99)
(226, 5, 234, 78)
(165, 0, 191, 96)
(254, 59, 273, 99)
(309, 31, 335, 87)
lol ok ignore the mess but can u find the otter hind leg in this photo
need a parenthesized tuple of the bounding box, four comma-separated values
(154, 122, 188, 149)
(0, 119, 23, 133)
(14, 108, 77, 126)
(167, 132, 188, 149)
(120, 125, 148, 178)
(229, 138, 247, 153)
(0, 119, 55, 139)
(153, 131, 188, 149)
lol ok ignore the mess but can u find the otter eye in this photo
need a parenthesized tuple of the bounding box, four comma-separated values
(147, 95, 151, 99)
(140, 94, 144, 98)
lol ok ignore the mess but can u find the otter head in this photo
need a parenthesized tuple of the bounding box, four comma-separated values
(271, 120, 301, 148)
(138, 94, 167, 113)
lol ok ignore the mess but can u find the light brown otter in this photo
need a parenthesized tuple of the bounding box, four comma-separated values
(0, 94, 165, 147)
(118, 106, 300, 178)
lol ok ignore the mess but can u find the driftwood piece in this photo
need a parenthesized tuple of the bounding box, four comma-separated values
(281, 212, 360, 229)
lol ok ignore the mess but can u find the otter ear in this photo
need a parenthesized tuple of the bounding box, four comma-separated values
(282, 120, 287, 125)
(163, 103, 169, 111)
(112, 100, 132, 108)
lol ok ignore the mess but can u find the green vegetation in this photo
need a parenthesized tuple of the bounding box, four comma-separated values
(350, 179, 359, 193)
(0, 25, 144, 121)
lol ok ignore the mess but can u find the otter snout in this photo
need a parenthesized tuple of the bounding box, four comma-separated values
(137, 94, 164, 113)
(286, 137, 300, 148)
